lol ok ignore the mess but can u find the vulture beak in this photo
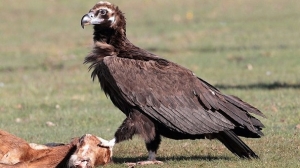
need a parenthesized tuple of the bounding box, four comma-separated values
(81, 12, 103, 29)
(81, 13, 91, 29)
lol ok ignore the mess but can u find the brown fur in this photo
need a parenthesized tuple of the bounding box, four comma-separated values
(0, 130, 110, 168)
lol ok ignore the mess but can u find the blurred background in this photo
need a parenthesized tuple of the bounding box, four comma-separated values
(0, 0, 299, 167)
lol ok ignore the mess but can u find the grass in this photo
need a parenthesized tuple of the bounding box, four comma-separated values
(0, 0, 300, 167)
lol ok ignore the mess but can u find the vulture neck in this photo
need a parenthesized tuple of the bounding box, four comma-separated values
(92, 23, 162, 61)
(93, 25, 131, 52)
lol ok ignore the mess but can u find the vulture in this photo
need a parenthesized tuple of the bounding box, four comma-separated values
(80, 1, 265, 164)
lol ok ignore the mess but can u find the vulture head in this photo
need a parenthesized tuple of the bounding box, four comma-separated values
(81, 1, 125, 33)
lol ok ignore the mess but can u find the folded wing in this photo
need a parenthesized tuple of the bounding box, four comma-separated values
(101, 56, 264, 136)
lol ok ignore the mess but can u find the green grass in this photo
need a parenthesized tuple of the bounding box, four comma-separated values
(1, 0, 300, 167)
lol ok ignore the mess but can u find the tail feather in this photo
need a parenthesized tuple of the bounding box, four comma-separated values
(216, 130, 259, 159)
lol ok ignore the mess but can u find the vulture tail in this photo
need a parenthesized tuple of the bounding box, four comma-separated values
(216, 130, 259, 159)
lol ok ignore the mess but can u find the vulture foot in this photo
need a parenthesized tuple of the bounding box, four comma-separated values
(126, 160, 163, 167)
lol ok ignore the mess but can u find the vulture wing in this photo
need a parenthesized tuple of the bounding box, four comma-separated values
(101, 56, 264, 135)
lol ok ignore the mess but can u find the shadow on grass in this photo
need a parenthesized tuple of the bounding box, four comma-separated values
(215, 81, 300, 90)
(112, 155, 230, 164)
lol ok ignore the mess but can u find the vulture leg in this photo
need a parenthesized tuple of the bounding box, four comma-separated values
(114, 115, 137, 143)
(145, 133, 161, 160)
(128, 111, 163, 165)
(125, 134, 163, 167)
(101, 110, 164, 165)
(100, 115, 137, 149)
(136, 133, 163, 165)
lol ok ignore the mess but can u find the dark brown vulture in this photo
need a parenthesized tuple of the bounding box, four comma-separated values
(80, 1, 265, 165)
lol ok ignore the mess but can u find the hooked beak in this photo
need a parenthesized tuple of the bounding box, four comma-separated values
(81, 13, 91, 29)
(81, 12, 103, 29)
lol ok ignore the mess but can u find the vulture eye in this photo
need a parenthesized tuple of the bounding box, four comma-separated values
(99, 9, 107, 15)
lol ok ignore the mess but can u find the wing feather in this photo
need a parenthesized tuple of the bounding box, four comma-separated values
(102, 56, 262, 135)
